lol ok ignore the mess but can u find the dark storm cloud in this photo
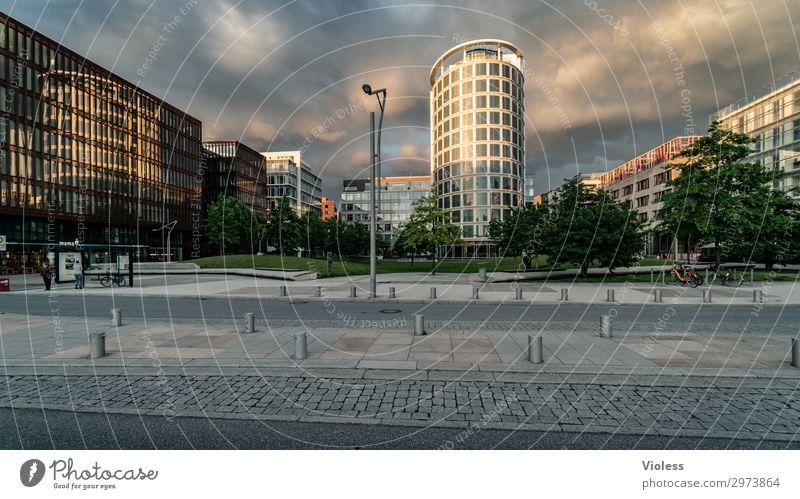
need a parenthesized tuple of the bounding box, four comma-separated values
(1, 0, 798, 195)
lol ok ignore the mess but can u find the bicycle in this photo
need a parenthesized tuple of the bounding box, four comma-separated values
(666, 264, 702, 288)
(720, 269, 744, 287)
(99, 272, 127, 287)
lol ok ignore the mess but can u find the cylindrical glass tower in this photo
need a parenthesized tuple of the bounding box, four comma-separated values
(430, 39, 525, 245)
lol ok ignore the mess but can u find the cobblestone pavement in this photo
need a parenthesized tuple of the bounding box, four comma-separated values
(1, 372, 798, 444)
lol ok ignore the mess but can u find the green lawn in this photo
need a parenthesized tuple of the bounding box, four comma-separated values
(188, 254, 800, 282)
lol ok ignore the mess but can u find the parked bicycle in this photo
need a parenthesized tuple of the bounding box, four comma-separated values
(719, 269, 745, 287)
(666, 264, 703, 287)
(99, 271, 127, 287)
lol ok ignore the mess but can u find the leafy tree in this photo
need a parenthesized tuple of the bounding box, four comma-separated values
(207, 195, 259, 254)
(399, 192, 462, 274)
(658, 121, 799, 269)
(266, 196, 299, 255)
(300, 210, 327, 256)
(538, 180, 644, 276)
(488, 203, 545, 260)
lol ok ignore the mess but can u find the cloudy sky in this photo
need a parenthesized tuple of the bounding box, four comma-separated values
(2, 0, 799, 196)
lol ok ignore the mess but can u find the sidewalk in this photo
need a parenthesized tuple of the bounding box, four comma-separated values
(6, 271, 800, 305)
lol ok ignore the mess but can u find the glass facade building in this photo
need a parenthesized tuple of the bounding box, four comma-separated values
(0, 13, 202, 272)
(713, 69, 800, 199)
(261, 150, 322, 215)
(202, 141, 268, 224)
(430, 39, 526, 244)
(340, 175, 431, 248)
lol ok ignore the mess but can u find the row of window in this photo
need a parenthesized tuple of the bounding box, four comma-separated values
(435, 160, 524, 179)
(436, 175, 523, 194)
(435, 61, 524, 92)
(434, 127, 524, 155)
(434, 79, 524, 110)
(436, 191, 522, 209)
(435, 108, 523, 136)
(726, 92, 800, 133)
(434, 140, 524, 165)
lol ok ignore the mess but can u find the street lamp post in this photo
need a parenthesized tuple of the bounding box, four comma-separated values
(362, 83, 387, 299)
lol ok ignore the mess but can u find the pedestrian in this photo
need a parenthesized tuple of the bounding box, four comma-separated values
(39, 261, 52, 291)
(73, 259, 84, 289)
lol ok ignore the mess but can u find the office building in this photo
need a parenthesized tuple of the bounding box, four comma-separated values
(320, 196, 336, 221)
(340, 175, 431, 248)
(430, 39, 526, 248)
(713, 69, 800, 198)
(535, 172, 604, 205)
(202, 141, 268, 223)
(0, 13, 202, 274)
(261, 150, 322, 215)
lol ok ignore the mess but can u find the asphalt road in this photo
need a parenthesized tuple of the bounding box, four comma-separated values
(1, 294, 798, 335)
(2, 408, 796, 450)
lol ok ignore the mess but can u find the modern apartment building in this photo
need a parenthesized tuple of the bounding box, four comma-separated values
(202, 141, 268, 224)
(535, 172, 604, 205)
(320, 196, 337, 221)
(340, 175, 431, 248)
(261, 150, 322, 215)
(601, 136, 701, 255)
(0, 13, 202, 274)
(430, 39, 526, 248)
(712, 69, 800, 198)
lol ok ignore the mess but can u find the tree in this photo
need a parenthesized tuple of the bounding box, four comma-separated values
(658, 121, 799, 269)
(207, 195, 259, 254)
(300, 211, 327, 256)
(266, 196, 299, 255)
(399, 192, 462, 274)
(488, 203, 545, 260)
(538, 180, 644, 276)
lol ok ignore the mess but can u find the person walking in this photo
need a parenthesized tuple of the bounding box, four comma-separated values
(39, 261, 52, 291)
(73, 259, 84, 289)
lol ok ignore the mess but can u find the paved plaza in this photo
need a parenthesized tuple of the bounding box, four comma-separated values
(2, 271, 799, 446)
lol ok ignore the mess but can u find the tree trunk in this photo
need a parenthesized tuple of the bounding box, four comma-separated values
(714, 240, 721, 271)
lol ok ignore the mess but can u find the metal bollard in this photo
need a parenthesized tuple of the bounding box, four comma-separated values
(280, 285, 287, 297)
(654, 289, 663, 303)
(753, 289, 763, 303)
(528, 335, 543, 364)
(314, 286, 321, 297)
(350, 286, 357, 298)
(89, 332, 106, 359)
(414, 314, 425, 336)
(472, 288, 479, 300)
(479, 267, 487, 282)
(650, 269, 654, 283)
(792, 338, 800, 368)
(704, 269, 709, 284)
(599, 315, 612, 338)
(560, 289, 568, 301)
(750, 268, 754, 284)
(389, 287, 396, 299)
(111, 308, 122, 327)
(703, 289, 712, 303)
(515, 287, 523, 300)
(430, 287, 437, 299)
(294, 331, 307, 361)
(606, 289, 615, 303)
(244, 312, 255, 333)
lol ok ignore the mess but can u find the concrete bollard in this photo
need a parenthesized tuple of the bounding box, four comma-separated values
(753, 289, 763, 303)
(472, 288, 479, 300)
(515, 287, 523, 300)
(294, 331, 307, 361)
(599, 315, 612, 338)
(244, 312, 255, 333)
(654, 289, 663, 303)
(703, 289, 712, 303)
(528, 335, 543, 364)
(89, 332, 106, 359)
(430, 287, 437, 299)
(792, 338, 800, 368)
(479, 267, 487, 282)
(280, 285, 287, 297)
(314, 286, 322, 297)
(350, 286, 357, 298)
(414, 314, 425, 336)
(111, 308, 122, 327)
(560, 289, 568, 301)
(606, 289, 615, 303)
(389, 287, 396, 299)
